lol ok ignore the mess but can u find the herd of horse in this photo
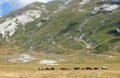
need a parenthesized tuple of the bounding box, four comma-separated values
(35, 66, 108, 71)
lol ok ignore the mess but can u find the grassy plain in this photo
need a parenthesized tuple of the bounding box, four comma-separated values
(0, 63, 120, 78)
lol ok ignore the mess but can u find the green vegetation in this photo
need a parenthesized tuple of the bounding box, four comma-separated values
(0, 0, 120, 64)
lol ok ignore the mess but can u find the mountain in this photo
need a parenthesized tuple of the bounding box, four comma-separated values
(0, 0, 120, 64)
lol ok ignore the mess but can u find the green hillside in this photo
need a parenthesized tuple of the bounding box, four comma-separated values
(0, 0, 120, 64)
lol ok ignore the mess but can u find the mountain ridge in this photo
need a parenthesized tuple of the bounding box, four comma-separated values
(0, 0, 120, 64)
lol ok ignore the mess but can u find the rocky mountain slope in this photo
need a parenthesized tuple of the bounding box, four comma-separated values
(0, 0, 120, 64)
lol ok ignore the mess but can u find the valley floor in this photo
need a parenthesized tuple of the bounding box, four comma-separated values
(0, 70, 120, 78)
(0, 63, 120, 78)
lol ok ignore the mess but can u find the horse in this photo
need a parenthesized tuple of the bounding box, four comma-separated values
(102, 66, 108, 70)
(74, 67, 80, 70)
(86, 67, 92, 70)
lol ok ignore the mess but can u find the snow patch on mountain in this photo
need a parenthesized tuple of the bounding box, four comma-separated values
(8, 54, 36, 63)
(102, 4, 119, 12)
(116, 28, 120, 33)
(17, 10, 41, 24)
(39, 59, 59, 65)
(0, 10, 41, 38)
(93, 4, 119, 13)
(79, 0, 90, 5)
(0, 20, 18, 38)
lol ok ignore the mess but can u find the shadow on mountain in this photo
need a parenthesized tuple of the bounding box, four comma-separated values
(108, 30, 120, 36)
(111, 2, 120, 5)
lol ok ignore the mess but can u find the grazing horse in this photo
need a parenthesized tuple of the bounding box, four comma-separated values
(74, 67, 80, 70)
(102, 66, 108, 70)
(94, 67, 98, 70)
(38, 68, 41, 70)
(50, 67, 55, 70)
(38, 68, 45, 71)
(46, 68, 50, 70)
(40, 68, 45, 71)
(81, 68, 85, 70)
(61, 68, 70, 70)
(35, 68, 45, 71)
(86, 67, 92, 70)
(36, 67, 55, 71)
(45, 67, 55, 70)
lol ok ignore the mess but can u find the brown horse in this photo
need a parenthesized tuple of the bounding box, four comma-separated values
(74, 67, 80, 70)
(94, 67, 98, 70)
(86, 67, 92, 70)
(81, 68, 85, 70)
(61, 68, 70, 70)
(50, 67, 55, 70)
(46, 67, 55, 70)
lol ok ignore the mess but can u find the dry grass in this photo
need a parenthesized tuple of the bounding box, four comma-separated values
(0, 70, 120, 78)
(0, 46, 22, 56)
(0, 63, 120, 78)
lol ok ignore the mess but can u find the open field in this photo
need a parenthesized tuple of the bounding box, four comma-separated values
(0, 63, 120, 78)
(0, 70, 120, 78)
